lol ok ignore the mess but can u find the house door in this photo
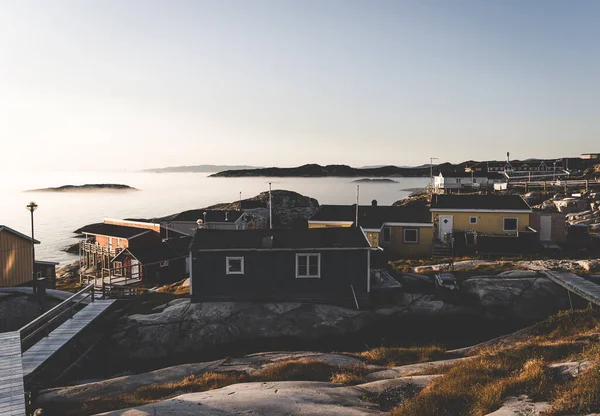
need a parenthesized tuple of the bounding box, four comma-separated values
(438, 216, 454, 241)
(540, 215, 552, 241)
(131, 260, 140, 279)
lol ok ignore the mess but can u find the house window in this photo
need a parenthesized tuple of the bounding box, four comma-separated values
(296, 253, 320, 278)
(503, 217, 519, 232)
(226, 257, 244, 275)
(160, 260, 169, 268)
(403, 229, 418, 244)
(469, 216, 478, 225)
(117, 238, 121, 248)
(113, 261, 123, 276)
(382, 227, 392, 243)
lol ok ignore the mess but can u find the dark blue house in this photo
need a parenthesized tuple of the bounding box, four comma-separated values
(189, 227, 373, 307)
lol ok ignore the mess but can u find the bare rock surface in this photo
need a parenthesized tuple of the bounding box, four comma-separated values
(365, 357, 471, 381)
(549, 361, 593, 381)
(483, 395, 551, 416)
(95, 381, 384, 416)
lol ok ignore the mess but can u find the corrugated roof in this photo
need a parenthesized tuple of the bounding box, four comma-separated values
(309, 204, 431, 229)
(77, 223, 152, 239)
(190, 227, 371, 251)
(172, 210, 245, 223)
(431, 194, 531, 211)
(0, 225, 40, 244)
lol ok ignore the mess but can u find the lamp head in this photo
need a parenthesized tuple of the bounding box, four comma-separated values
(26, 201, 38, 212)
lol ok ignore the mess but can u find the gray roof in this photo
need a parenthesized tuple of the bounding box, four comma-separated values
(77, 223, 151, 239)
(0, 225, 40, 244)
(431, 194, 532, 211)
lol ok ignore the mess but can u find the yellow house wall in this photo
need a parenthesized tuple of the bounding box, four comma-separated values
(308, 222, 353, 229)
(366, 232, 379, 247)
(432, 211, 531, 235)
(0, 230, 34, 287)
(380, 226, 433, 257)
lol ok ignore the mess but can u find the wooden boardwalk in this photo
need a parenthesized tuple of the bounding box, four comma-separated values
(21, 300, 115, 378)
(0, 332, 25, 416)
(541, 271, 600, 306)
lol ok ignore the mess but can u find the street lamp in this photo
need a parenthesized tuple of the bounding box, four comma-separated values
(26, 201, 38, 293)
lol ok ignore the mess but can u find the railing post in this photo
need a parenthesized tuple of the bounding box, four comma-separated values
(102, 281, 106, 299)
(91, 285, 95, 302)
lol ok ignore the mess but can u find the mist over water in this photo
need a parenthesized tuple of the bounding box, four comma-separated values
(0, 170, 428, 264)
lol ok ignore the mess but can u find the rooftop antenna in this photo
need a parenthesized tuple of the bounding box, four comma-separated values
(269, 182, 273, 229)
(355, 185, 359, 227)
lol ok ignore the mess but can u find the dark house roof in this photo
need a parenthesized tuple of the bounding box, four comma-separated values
(0, 225, 40, 244)
(190, 227, 371, 251)
(309, 204, 431, 229)
(114, 237, 191, 264)
(439, 172, 488, 178)
(431, 194, 532, 211)
(77, 223, 152, 239)
(172, 210, 245, 223)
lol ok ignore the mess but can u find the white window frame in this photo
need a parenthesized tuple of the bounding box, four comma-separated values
(382, 227, 392, 243)
(295, 253, 321, 279)
(226, 257, 244, 275)
(403, 228, 419, 244)
(503, 217, 519, 232)
(469, 216, 478, 225)
(113, 261, 123, 276)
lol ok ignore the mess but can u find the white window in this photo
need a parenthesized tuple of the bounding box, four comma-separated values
(382, 227, 392, 243)
(113, 261, 123, 276)
(296, 253, 320, 278)
(160, 260, 169, 268)
(117, 238, 121, 248)
(403, 229, 418, 244)
(469, 216, 478, 225)
(503, 217, 519, 232)
(226, 257, 244, 275)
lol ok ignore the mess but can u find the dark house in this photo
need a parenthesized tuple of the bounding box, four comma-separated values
(34, 261, 59, 289)
(189, 227, 372, 307)
(111, 236, 191, 285)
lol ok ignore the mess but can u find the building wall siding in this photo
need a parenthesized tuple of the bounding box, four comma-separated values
(308, 222, 353, 229)
(379, 226, 433, 257)
(0, 230, 34, 287)
(95, 235, 130, 249)
(191, 249, 368, 304)
(432, 212, 531, 235)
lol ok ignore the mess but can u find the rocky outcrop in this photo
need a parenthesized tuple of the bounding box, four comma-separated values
(26, 184, 137, 192)
(111, 278, 566, 360)
(484, 395, 551, 416)
(0, 292, 62, 332)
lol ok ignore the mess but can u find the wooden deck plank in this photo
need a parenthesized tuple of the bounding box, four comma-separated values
(21, 300, 115, 378)
(0, 332, 25, 416)
(541, 271, 600, 306)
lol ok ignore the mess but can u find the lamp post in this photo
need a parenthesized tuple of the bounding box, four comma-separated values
(26, 201, 38, 293)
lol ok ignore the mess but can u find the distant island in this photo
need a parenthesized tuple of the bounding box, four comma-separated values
(210, 164, 435, 178)
(352, 178, 398, 183)
(142, 165, 263, 173)
(27, 184, 138, 192)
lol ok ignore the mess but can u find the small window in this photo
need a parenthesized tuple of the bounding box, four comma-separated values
(382, 227, 392, 243)
(503, 217, 518, 232)
(226, 257, 244, 275)
(469, 216, 478, 225)
(403, 229, 418, 244)
(160, 260, 169, 268)
(113, 261, 123, 276)
(296, 253, 320, 278)
(117, 238, 121, 248)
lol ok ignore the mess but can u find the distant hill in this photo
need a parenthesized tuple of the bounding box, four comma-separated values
(27, 184, 137, 192)
(210, 164, 433, 178)
(142, 165, 263, 173)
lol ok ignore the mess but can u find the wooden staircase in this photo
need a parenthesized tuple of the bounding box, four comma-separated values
(432, 243, 453, 259)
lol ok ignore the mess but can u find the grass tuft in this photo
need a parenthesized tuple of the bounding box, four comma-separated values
(352, 345, 447, 367)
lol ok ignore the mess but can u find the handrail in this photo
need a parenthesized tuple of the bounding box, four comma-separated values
(19, 284, 94, 352)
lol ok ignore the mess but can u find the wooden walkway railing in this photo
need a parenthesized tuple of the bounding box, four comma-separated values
(541, 270, 600, 307)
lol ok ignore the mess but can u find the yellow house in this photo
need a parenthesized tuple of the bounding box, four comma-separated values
(308, 201, 433, 258)
(430, 194, 533, 243)
(0, 225, 39, 287)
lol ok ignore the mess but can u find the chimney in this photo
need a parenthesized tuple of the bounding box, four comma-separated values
(371, 199, 377, 207)
(225, 212, 229, 221)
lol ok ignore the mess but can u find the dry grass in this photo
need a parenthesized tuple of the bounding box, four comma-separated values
(253, 359, 369, 384)
(156, 279, 191, 295)
(55, 278, 82, 292)
(351, 345, 447, 367)
(547, 364, 600, 415)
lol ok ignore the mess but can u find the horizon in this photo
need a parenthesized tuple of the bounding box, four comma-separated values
(2, 1, 599, 171)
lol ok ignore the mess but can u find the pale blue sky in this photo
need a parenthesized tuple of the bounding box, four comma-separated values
(1, 0, 598, 170)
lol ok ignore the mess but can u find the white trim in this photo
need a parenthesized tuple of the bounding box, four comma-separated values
(503, 217, 519, 232)
(104, 218, 161, 228)
(469, 216, 478, 225)
(226, 256, 244, 275)
(194, 247, 371, 253)
(308, 220, 354, 226)
(362, 228, 380, 232)
(431, 209, 532, 213)
(367, 250, 371, 293)
(295, 253, 321, 278)
(403, 228, 419, 244)
(381, 222, 433, 227)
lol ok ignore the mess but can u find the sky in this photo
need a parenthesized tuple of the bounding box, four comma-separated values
(1, 0, 599, 171)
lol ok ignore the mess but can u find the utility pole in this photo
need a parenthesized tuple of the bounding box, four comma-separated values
(430, 157, 439, 189)
(269, 183, 272, 229)
(355, 185, 359, 227)
(26, 201, 38, 294)
(239, 192, 242, 211)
